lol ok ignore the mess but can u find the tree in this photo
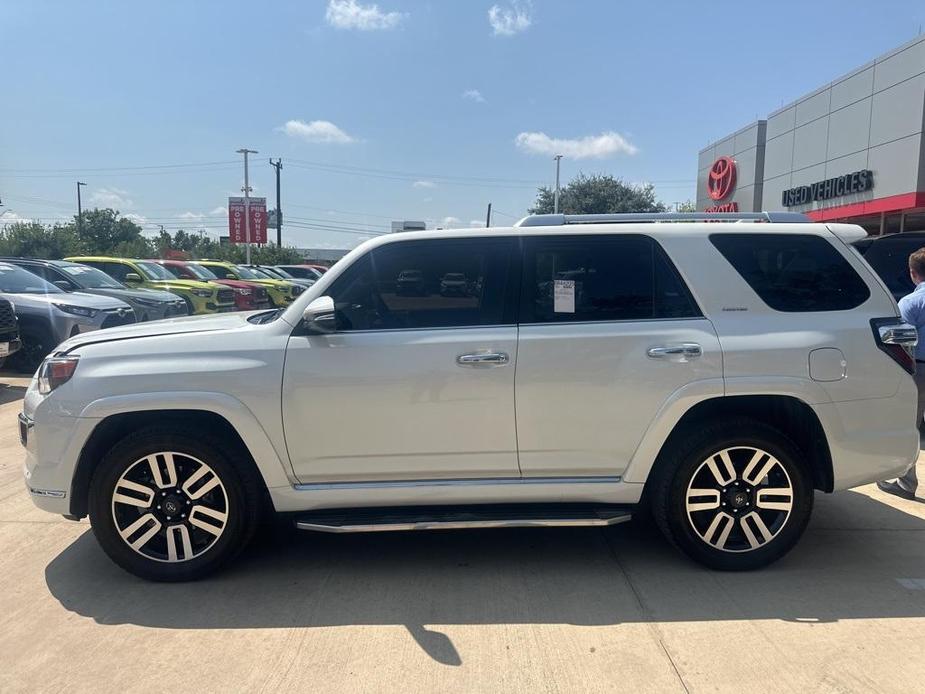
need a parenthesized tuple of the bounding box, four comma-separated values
(0, 222, 82, 258)
(529, 173, 666, 215)
(71, 208, 153, 255)
(674, 200, 697, 212)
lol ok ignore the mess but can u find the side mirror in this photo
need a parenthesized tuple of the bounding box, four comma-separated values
(124, 272, 142, 284)
(53, 280, 73, 292)
(302, 295, 337, 334)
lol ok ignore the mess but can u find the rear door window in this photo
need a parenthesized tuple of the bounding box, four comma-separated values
(327, 237, 515, 331)
(710, 233, 870, 311)
(520, 234, 700, 323)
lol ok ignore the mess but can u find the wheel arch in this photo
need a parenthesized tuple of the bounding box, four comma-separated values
(630, 394, 834, 495)
(69, 403, 291, 519)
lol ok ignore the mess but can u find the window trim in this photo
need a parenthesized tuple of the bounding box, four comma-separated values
(518, 233, 703, 325)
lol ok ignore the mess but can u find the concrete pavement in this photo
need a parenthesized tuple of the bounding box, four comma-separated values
(3, 374, 925, 693)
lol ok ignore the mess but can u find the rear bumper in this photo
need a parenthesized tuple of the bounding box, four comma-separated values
(813, 376, 920, 490)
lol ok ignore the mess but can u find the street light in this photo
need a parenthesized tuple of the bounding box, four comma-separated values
(76, 182, 87, 234)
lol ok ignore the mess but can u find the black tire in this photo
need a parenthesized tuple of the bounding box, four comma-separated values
(10, 325, 54, 372)
(651, 417, 813, 571)
(182, 297, 196, 315)
(88, 425, 262, 581)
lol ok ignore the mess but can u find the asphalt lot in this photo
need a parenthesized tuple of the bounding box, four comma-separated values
(3, 374, 925, 693)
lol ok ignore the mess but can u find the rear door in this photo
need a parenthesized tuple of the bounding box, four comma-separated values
(514, 233, 723, 478)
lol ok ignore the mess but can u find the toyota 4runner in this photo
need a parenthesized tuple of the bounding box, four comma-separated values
(21, 212, 919, 581)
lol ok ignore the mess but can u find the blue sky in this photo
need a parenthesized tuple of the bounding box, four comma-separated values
(2, 0, 925, 249)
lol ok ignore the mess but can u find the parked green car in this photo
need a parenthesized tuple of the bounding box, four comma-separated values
(64, 257, 236, 315)
(196, 260, 305, 308)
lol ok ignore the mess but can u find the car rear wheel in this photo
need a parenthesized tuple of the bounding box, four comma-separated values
(88, 425, 261, 581)
(652, 418, 813, 571)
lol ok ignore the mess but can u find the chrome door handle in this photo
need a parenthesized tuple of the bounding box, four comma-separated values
(647, 343, 702, 361)
(456, 352, 510, 367)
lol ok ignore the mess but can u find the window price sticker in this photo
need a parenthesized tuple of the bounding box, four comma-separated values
(553, 279, 575, 313)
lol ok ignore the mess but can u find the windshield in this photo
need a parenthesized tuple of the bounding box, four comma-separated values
(265, 267, 293, 279)
(230, 265, 258, 280)
(243, 266, 275, 280)
(186, 263, 219, 280)
(59, 264, 124, 289)
(0, 263, 62, 293)
(135, 261, 176, 281)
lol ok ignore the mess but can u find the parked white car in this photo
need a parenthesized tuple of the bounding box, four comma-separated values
(20, 212, 919, 581)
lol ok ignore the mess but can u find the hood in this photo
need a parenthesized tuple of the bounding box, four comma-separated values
(90, 286, 182, 303)
(55, 311, 255, 353)
(0, 291, 132, 311)
(211, 278, 260, 291)
(248, 278, 294, 290)
(146, 279, 217, 292)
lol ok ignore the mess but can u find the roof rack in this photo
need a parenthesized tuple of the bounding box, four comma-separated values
(513, 212, 812, 227)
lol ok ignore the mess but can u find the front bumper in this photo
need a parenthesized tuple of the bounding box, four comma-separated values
(20, 409, 92, 515)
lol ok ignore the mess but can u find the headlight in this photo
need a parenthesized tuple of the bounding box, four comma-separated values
(192, 289, 213, 297)
(134, 297, 163, 308)
(235, 287, 252, 296)
(53, 303, 98, 318)
(37, 356, 79, 394)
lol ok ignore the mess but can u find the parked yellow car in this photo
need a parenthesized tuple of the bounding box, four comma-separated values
(196, 260, 304, 307)
(65, 257, 236, 314)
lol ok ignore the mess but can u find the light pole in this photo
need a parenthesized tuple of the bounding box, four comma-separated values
(553, 155, 563, 214)
(76, 181, 87, 234)
(236, 148, 258, 264)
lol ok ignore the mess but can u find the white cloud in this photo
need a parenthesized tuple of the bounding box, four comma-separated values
(280, 119, 357, 144)
(469, 220, 486, 228)
(0, 211, 32, 225)
(123, 213, 147, 226)
(325, 0, 404, 30)
(412, 180, 436, 189)
(488, 1, 531, 36)
(514, 130, 638, 159)
(179, 211, 204, 220)
(440, 216, 461, 228)
(462, 89, 486, 103)
(209, 206, 227, 216)
(90, 187, 134, 209)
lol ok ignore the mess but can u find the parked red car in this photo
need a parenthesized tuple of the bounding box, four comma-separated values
(152, 259, 272, 311)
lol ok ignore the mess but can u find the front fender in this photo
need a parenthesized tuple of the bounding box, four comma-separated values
(77, 391, 295, 489)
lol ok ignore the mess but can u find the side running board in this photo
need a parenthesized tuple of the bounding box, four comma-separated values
(294, 504, 633, 534)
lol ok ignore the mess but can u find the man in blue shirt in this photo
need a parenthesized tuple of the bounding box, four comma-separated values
(879, 248, 925, 500)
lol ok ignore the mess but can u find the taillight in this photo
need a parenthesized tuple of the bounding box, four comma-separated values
(37, 356, 80, 394)
(871, 318, 917, 374)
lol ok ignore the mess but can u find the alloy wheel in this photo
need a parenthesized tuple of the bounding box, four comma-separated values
(110, 451, 229, 563)
(685, 446, 794, 553)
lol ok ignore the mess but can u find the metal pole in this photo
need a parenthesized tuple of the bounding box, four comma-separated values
(236, 149, 258, 263)
(76, 181, 86, 234)
(270, 158, 282, 247)
(553, 155, 563, 214)
(486, 202, 492, 228)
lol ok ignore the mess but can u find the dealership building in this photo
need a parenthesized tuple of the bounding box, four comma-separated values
(697, 35, 925, 235)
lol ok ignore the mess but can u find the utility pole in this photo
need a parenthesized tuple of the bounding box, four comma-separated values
(485, 202, 492, 228)
(76, 181, 87, 234)
(270, 158, 283, 247)
(236, 148, 258, 264)
(553, 155, 563, 214)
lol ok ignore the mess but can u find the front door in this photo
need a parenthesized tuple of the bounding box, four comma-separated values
(514, 234, 723, 478)
(282, 236, 520, 483)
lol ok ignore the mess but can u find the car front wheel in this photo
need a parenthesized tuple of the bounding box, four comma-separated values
(652, 418, 813, 571)
(88, 426, 261, 581)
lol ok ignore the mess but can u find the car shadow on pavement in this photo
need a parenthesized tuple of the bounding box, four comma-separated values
(45, 489, 925, 665)
(0, 383, 27, 405)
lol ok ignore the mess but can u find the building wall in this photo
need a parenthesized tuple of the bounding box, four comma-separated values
(698, 35, 925, 216)
(697, 121, 766, 212)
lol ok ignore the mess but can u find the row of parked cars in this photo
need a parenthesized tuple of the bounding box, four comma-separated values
(0, 257, 328, 369)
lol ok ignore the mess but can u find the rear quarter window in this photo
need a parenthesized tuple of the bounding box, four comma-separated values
(710, 233, 870, 312)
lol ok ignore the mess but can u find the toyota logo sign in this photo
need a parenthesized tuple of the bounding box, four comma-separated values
(707, 156, 737, 201)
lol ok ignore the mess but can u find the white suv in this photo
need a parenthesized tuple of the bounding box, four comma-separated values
(20, 212, 919, 581)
